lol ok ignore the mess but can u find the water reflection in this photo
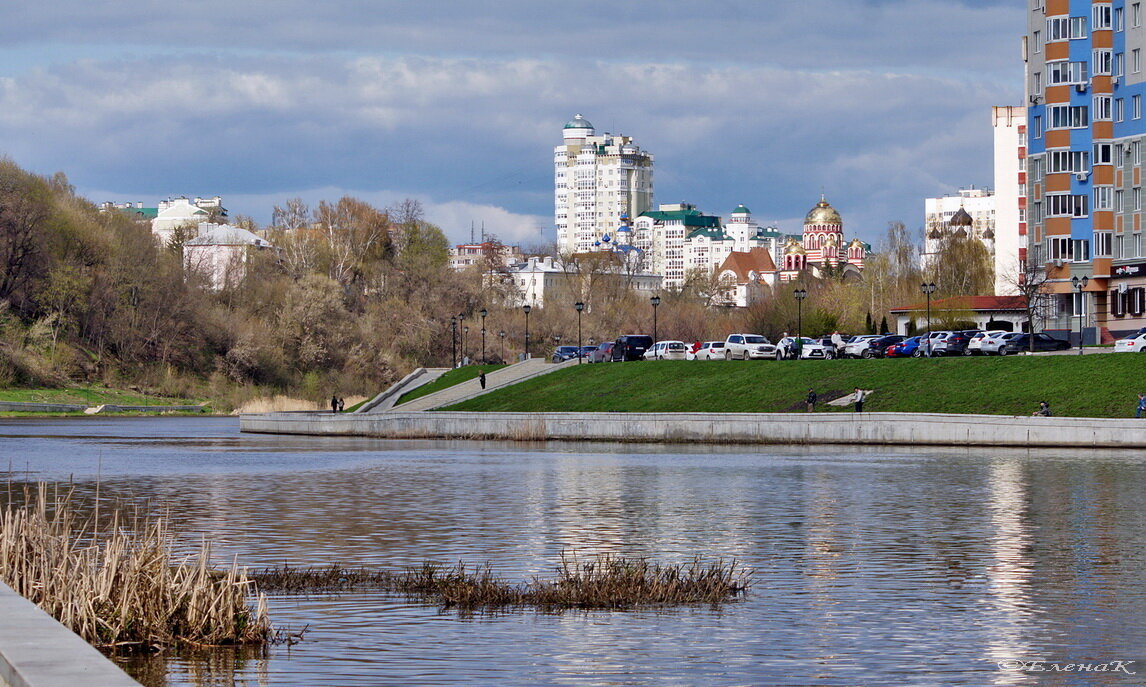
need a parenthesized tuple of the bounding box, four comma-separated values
(3, 418, 1146, 686)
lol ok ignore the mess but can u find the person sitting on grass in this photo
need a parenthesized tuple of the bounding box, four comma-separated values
(1032, 400, 1052, 417)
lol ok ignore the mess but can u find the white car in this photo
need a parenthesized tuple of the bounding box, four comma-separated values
(724, 334, 778, 360)
(978, 332, 1022, 355)
(1114, 333, 1146, 353)
(776, 336, 831, 360)
(644, 340, 689, 360)
(966, 330, 1007, 355)
(692, 341, 726, 360)
(842, 335, 882, 359)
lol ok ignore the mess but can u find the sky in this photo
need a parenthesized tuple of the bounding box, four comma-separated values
(0, 0, 1024, 248)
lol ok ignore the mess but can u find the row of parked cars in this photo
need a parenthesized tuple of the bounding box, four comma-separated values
(555, 329, 1084, 363)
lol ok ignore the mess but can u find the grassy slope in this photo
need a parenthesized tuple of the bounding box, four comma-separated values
(0, 386, 200, 406)
(444, 355, 1146, 418)
(395, 364, 507, 406)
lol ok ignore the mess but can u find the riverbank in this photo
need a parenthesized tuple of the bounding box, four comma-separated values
(240, 410, 1146, 448)
(443, 355, 1144, 418)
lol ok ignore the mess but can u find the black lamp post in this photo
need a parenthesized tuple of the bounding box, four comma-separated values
(1072, 275, 1089, 354)
(498, 330, 506, 361)
(479, 308, 488, 364)
(462, 325, 469, 363)
(522, 304, 532, 360)
(650, 295, 661, 342)
(450, 316, 458, 368)
(793, 288, 807, 357)
(575, 301, 585, 364)
(921, 282, 937, 356)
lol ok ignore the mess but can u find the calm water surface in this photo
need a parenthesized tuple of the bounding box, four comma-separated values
(2, 416, 1145, 686)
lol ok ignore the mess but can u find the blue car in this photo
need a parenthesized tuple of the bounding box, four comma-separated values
(885, 336, 921, 358)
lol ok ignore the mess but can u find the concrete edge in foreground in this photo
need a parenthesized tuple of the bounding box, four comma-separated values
(0, 582, 140, 687)
(240, 411, 1146, 448)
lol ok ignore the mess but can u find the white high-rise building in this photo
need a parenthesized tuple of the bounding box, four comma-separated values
(992, 105, 1027, 296)
(922, 188, 997, 271)
(555, 114, 654, 255)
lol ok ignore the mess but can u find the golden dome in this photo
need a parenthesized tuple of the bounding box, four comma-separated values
(784, 237, 806, 255)
(805, 197, 842, 225)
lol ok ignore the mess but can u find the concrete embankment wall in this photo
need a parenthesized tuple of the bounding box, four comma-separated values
(0, 582, 140, 687)
(241, 411, 1146, 448)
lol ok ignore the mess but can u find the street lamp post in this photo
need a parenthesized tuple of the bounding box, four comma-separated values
(462, 325, 469, 363)
(793, 289, 807, 358)
(650, 295, 661, 343)
(575, 301, 585, 364)
(1072, 276, 1089, 354)
(479, 308, 488, 364)
(522, 304, 532, 360)
(450, 316, 458, 368)
(921, 282, 937, 356)
(498, 330, 506, 361)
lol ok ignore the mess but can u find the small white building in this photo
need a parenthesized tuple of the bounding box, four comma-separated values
(449, 242, 523, 271)
(714, 247, 780, 307)
(151, 197, 226, 244)
(183, 223, 272, 290)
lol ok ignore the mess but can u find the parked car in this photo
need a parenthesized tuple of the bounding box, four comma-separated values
(978, 332, 1022, 355)
(612, 334, 654, 361)
(916, 331, 951, 356)
(931, 330, 979, 357)
(692, 341, 727, 360)
(885, 336, 921, 358)
(552, 345, 581, 363)
(864, 334, 905, 358)
(588, 341, 614, 363)
(966, 330, 1008, 355)
(724, 334, 778, 360)
(841, 334, 883, 359)
(813, 336, 840, 359)
(1114, 333, 1146, 352)
(579, 345, 598, 359)
(995, 332, 1070, 355)
(776, 336, 831, 360)
(644, 340, 689, 360)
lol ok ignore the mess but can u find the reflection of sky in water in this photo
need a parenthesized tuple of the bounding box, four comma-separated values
(3, 417, 1146, 686)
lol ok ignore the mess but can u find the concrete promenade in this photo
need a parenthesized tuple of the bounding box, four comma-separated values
(0, 582, 140, 687)
(391, 358, 579, 411)
(240, 410, 1146, 448)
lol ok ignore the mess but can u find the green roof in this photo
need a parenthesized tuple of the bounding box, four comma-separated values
(639, 208, 721, 228)
(732, 204, 751, 214)
(117, 207, 158, 220)
(686, 227, 726, 240)
(564, 114, 594, 129)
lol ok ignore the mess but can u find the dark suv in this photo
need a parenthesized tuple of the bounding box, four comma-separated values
(612, 335, 654, 361)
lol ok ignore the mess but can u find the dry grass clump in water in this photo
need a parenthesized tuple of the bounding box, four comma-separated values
(254, 552, 751, 610)
(0, 484, 271, 651)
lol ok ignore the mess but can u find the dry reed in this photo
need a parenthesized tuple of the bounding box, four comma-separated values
(0, 484, 271, 651)
(253, 551, 751, 610)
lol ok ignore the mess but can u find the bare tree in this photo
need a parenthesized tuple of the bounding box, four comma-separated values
(1003, 256, 1052, 352)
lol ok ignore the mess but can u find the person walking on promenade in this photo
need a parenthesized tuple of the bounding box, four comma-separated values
(806, 388, 817, 412)
(853, 387, 866, 413)
(479, 371, 487, 389)
(331, 395, 339, 414)
(338, 397, 345, 412)
(1137, 393, 1146, 418)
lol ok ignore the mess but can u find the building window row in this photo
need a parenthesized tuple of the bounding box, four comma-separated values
(1046, 193, 1090, 218)
(1111, 288, 1146, 318)
(1048, 105, 1088, 130)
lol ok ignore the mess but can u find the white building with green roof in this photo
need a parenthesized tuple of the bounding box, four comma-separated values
(555, 114, 654, 254)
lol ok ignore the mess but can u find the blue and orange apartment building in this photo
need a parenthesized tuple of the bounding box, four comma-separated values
(1026, 0, 1146, 339)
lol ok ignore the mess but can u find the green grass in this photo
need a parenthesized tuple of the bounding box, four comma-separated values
(442, 354, 1146, 418)
(395, 365, 507, 406)
(0, 386, 199, 406)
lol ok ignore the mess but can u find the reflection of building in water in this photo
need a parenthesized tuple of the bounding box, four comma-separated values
(983, 460, 1034, 683)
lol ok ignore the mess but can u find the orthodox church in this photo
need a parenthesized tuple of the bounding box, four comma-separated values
(779, 196, 866, 280)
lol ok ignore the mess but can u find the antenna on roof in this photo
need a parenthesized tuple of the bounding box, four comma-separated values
(470, 221, 474, 244)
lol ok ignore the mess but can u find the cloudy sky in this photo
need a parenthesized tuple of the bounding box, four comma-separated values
(0, 0, 1023, 246)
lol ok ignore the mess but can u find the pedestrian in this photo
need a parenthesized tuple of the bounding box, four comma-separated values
(805, 388, 817, 412)
(479, 371, 487, 389)
(1032, 400, 1051, 417)
(338, 397, 345, 412)
(331, 395, 338, 414)
(853, 387, 866, 413)
(1137, 393, 1146, 418)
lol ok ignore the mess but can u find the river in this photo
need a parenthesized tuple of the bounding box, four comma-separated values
(1, 416, 1144, 686)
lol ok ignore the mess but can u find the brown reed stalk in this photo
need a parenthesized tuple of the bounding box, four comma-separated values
(0, 484, 271, 651)
(252, 551, 751, 611)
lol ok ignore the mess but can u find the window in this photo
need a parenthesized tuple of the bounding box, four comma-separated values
(1094, 95, 1113, 120)
(1117, 98, 1126, 122)
(1117, 189, 1125, 211)
(1048, 105, 1089, 129)
(1033, 29, 1043, 53)
(1049, 237, 1074, 260)
(1094, 142, 1113, 164)
(1136, 141, 1142, 165)
(1117, 142, 1126, 162)
(1047, 60, 1069, 84)
(1137, 95, 1143, 119)
(1094, 4, 1113, 29)
(1095, 49, 1113, 75)
(1047, 16, 1070, 41)
(1136, 187, 1143, 212)
(1136, 3, 1142, 28)
(1074, 239, 1091, 262)
(1095, 186, 1114, 210)
(1117, 234, 1125, 259)
(1135, 49, 1142, 73)
(1046, 193, 1091, 217)
(1034, 115, 1043, 138)
(1049, 149, 1089, 172)
(1070, 16, 1088, 38)
(1069, 61, 1089, 84)
(1116, 6, 1125, 31)
(1095, 232, 1113, 258)
(1033, 71, 1043, 93)
(1116, 52, 1125, 77)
